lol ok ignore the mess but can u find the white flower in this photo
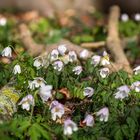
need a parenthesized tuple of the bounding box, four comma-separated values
(72, 66, 82, 75)
(121, 13, 129, 22)
(13, 64, 21, 74)
(68, 51, 77, 62)
(64, 119, 78, 136)
(80, 49, 89, 59)
(134, 13, 140, 21)
(91, 55, 101, 66)
(33, 57, 44, 69)
(101, 51, 110, 66)
(58, 44, 67, 56)
(82, 114, 94, 127)
(39, 85, 53, 102)
(114, 85, 130, 100)
(1, 47, 12, 57)
(28, 77, 46, 90)
(49, 100, 59, 110)
(50, 49, 59, 61)
(53, 60, 64, 71)
(83, 87, 94, 97)
(18, 94, 34, 111)
(96, 107, 109, 122)
(0, 17, 7, 26)
(99, 68, 109, 78)
(50, 101, 64, 121)
(61, 55, 69, 64)
(131, 81, 140, 92)
(133, 66, 140, 75)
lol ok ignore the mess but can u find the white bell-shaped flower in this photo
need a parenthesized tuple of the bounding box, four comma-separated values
(72, 66, 82, 75)
(18, 94, 34, 111)
(1, 47, 12, 57)
(63, 119, 78, 136)
(13, 64, 21, 74)
(96, 107, 109, 122)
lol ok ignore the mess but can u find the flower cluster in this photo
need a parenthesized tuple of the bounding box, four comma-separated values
(2, 45, 140, 138)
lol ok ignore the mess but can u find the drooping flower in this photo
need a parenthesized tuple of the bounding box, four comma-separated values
(101, 51, 110, 66)
(72, 66, 82, 75)
(1, 47, 12, 57)
(18, 94, 34, 111)
(83, 87, 94, 97)
(39, 85, 53, 102)
(68, 51, 77, 62)
(91, 55, 101, 66)
(121, 13, 129, 22)
(33, 57, 44, 69)
(50, 100, 65, 121)
(114, 85, 130, 100)
(133, 66, 140, 75)
(28, 77, 46, 90)
(53, 60, 64, 71)
(64, 119, 78, 136)
(96, 107, 109, 122)
(82, 114, 94, 127)
(58, 44, 67, 56)
(50, 49, 59, 61)
(13, 64, 21, 74)
(80, 49, 89, 59)
(131, 81, 140, 92)
(49, 100, 59, 110)
(99, 67, 109, 78)
(0, 17, 7, 26)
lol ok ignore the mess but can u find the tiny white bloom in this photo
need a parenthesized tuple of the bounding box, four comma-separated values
(133, 66, 140, 75)
(18, 94, 34, 111)
(80, 49, 89, 59)
(114, 85, 130, 100)
(134, 13, 140, 21)
(13, 64, 21, 74)
(39, 85, 53, 102)
(72, 66, 82, 75)
(99, 67, 109, 78)
(50, 101, 64, 121)
(83, 114, 94, 127)
(50, 49, 59, 61)
(91, 55, 101, 66)
(64, 119, 78, 136)
(58, 44, 67, 55)
(131, 81, 140, 92)
(53, 60, 64, 71)
(33, 57, 44, 69)
(28, 77, 46, 90)
(121, 13, 129, 22)
(68, 51, 77, 62)
(1, 47, 12, 57)
(0, 17, 7, 26)
(96, 107, 109, 122)
(83, 87, 94, 97)
(28, 81, 36, 90)
(101, 51, 110, 66)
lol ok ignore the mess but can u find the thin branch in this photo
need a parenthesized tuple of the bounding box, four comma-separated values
(106, 6, 132, 74)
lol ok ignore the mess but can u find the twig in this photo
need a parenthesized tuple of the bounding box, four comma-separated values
(106, 6, 132, 74)
(19, 24, 45, 56)
(81, 41, 105, 49)
(19, 23, 93, 57)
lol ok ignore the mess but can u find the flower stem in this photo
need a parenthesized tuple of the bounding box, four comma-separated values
(29, 91, 38, 123)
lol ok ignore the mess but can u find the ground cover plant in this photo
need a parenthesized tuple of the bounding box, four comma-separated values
(0, 3, 140, 140)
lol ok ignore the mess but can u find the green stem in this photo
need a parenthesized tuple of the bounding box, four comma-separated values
(29, 91, 38, 123)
